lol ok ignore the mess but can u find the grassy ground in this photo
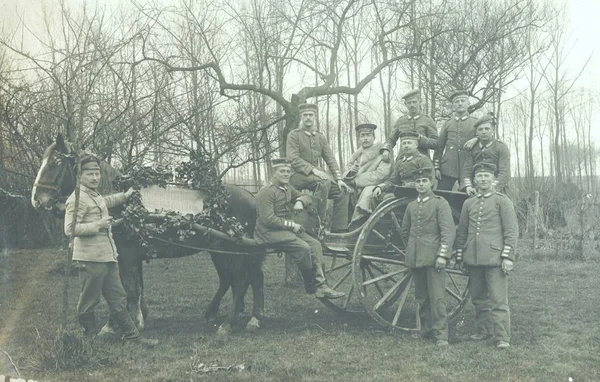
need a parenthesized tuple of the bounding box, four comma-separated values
(1, 247, 599, 382)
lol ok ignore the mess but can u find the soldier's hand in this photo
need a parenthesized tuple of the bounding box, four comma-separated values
(380, 150, 391, 163)
(372, 186, 382, 199)
(435, 257, 447, 271)
(464, 137, 478, 150)
(466, 186, 477, 196)
(292, 223, 304, 233)
(435, 169, 442, 180)
(124, 187, 135, 199)
(338, 179, 352, 193)
(293, 200, 304, 212)
(97, 216, 113, 230)
(501, 259, 513, 275)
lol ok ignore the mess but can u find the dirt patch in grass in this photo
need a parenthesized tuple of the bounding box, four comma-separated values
(1, 249, 599, 381)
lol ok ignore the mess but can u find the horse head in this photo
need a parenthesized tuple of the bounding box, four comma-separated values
(31, 133, 77, 215)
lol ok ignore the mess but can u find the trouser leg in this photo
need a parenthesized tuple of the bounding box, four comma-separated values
(297, 231, 327, 286)
(437, 175, 458, 191)
(426, 267, 448, 341)
(271, 236, 315, 293)
(486, 267, 510, 343)
(77, 262, 106, 334)
(330, 191, 350, 231)
(468, 266, 492, 336)
(290, 173, 336, 226)
(412, 267, 430, 335)
(102, 262, 138, 339)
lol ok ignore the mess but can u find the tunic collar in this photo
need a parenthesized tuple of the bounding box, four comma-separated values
(407, 114, 421, 120)
(402, 155, 415, 162)
(270, 181, 288, 192)
(302, 129, 317, 137)
(454, 114, 469, 121)
(81, 185, 100, 197)
(417, 192, 434, 203)
(479, 140, 494, 149)
(477, 191, 494, 198)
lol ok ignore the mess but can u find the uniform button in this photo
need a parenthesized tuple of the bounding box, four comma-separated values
(476, 233, 480, 235)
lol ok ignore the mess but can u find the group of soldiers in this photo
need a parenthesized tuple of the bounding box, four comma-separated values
(256, 88, 518, 348)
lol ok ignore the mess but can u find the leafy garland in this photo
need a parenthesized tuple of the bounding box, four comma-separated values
(113, 150, 246, 258)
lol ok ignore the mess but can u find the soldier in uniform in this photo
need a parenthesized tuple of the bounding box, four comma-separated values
(433, 90, 479, 190)
(372, 131, 433, 200)
(454, 162, 518, 349)
(341, 123, 392, 229)
(461, 114, 510, 195)
(400, 167, 455, 346)
(380, 89, 439, 161)
(64, 155, 158, 347)
(287, 103, 351, 232)
(254, 158, 344, 299)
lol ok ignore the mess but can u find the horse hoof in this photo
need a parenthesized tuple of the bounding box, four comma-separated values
(246, 317, 260, 332)
(216, 323, 231, 336)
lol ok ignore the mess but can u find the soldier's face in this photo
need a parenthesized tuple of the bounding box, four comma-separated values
(474, 171, 494, 192)
(476, 124, 494, 142)
(358, 131, 375, 148)
(401, 138, 418, 154)
(415, 177, 432, 194)
(273, 166, 292, 185)
(404, 97, 420, 115)
(453, 96, 469, 113)
(80, 169, 101, 190)
(301, 111, 315, 129)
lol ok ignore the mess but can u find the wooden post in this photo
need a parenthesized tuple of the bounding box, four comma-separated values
(62, 161, 81, 330)
(533, 191, 539, 255)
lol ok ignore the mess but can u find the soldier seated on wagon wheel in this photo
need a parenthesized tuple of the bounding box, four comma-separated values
(254, 158, 345, 300)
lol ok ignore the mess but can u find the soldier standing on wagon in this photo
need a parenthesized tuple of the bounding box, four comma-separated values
(400, 167, 455, 346)
(341, 123, 392, 230)
(433, 90, 479, 190)
(255, 158, 345, 299)
(454, 162, 518, 349)
(372, 131, 433, 200)
(461, 114, 511, 195)
(64, 155, 158, 347)
(287, 103, 352, 232)
(379, 89, 439, 162)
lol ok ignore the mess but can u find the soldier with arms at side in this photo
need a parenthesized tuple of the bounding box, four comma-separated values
(400, 167, 455, 346)
(461, 114, 511, 195)
(380, 89, 439, 162)
(433, 90, 479, 190)
(255, 158, 344, 299)
(454, 162, 518, 349)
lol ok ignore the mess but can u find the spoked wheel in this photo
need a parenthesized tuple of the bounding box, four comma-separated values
(352, 198, 469, 332)
(318, 250, 365, 314)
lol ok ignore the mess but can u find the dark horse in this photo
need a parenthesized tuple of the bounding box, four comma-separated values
(31, 134, 265, 334)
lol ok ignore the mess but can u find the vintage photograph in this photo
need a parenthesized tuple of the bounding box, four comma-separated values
(0, 0, 599, 381)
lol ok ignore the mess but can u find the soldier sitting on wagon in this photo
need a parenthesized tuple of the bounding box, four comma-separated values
(254, 158, 345, 299)
(461, 114, 510, 195)
(400, 166, 455, 346)
(372, 131, 433, 201)
(340, 123, 392, 230)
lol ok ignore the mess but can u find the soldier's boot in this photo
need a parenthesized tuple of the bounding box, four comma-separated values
(311, 260, 345, 299)
(78, 312, 97, 336)
(98, 316, 119, 339)
(114, 310, 159, 348)
(300, 268, 318, 294)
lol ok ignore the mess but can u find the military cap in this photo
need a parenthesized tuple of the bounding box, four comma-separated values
(474, 114, 495, 129)
(399, 131, 420, 141)
(412, 167, 434, 180)
(355, 123, 377, 133)
(449, 90, 469, 101)
(298, 103, 318, 113)
(271, 157, 292, 169)
(80, 155, 101, 171)
(473, 162, 497, 175)
(402, 89, 420, 100)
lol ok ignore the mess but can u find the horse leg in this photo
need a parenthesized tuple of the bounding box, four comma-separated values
(117, 253, 145, 331)
(204, 254, 232, 323)
(217, 275, 249, 336)
(246, 257, 265, 332)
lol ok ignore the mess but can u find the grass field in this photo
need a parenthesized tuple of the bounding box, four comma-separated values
(1, 247, 599, 381)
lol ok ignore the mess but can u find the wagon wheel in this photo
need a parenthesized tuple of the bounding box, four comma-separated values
(352, 197, 469, 332)
(317, 250, 365, 314)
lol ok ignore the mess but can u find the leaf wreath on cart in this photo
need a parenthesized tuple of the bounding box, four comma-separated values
(112, 150, 247, 259)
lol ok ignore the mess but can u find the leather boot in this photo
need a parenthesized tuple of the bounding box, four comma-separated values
(78, 312, 97, 336)
(300, 268, 318, 294)
(114, 310, 159, 348)
(315, 283, 345, 299)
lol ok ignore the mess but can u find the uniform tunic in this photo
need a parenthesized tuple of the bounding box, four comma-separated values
(461, 140, 511, 191)
(286, 128, 342, 180)
(379, 153, 433, 193)
(455, 191, 518, 343)
(433, 115, 477, 179)
(343, 143, 391, 189)
(400, 192, 455, 341)
(382, 114, 439, 157)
